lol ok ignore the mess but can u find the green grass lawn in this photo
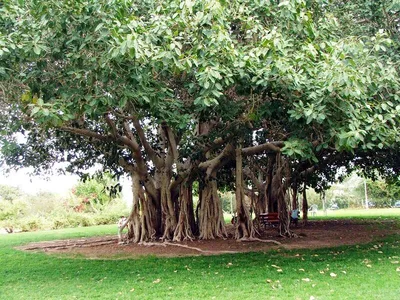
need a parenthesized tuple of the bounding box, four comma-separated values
(1, 215, 400, 299)
(309, 208, 400, 220)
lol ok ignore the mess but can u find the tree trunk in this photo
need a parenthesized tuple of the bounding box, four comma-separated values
(266, 156, 278, 213)
(198, 176, 227, 240)
(173, 180, 197, 241)
(159, 169, 178, 240)
(271, 154, 292, 237)
(302, 186, 308, 226)
(255, 185, 267, 216)
(235, 146, 253, 239)
(292, 185, 298, 210)
(124, 171, 158, 243)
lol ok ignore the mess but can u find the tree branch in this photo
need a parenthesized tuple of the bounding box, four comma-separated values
(121, 121, 141, 153)
(242, 142, 283, 156)
(243, 166, 263, 191)
(105, 113, 118, 138)
(60, 126, 110, 141)
(199, 144, 235, 179)
(132, 117, 163, 168)
(299, 165, 317, 178)
(164, 124, 179, 163)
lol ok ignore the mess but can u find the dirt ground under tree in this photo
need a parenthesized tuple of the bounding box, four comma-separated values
(18, 220, 400, 259)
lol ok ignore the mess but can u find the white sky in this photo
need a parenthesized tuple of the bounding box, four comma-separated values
(0, 133, 135, 200)
(0, 167, 133, 205)
(0, 168, 79, 195)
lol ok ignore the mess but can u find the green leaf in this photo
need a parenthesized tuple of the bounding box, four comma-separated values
(30, 107, 40, 116)
(42, 108, 50, 116)
(95, 23, 104, 32)
(33, 45, 41, 55)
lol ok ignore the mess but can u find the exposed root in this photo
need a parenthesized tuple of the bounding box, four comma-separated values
(140, 242, 167, 247)
(142, 241, 238, 254)
(165, 242, 238, 254)
(279, 232, 299, 238)
(237, 237, 281, 245)
(19, 237, 117, 251)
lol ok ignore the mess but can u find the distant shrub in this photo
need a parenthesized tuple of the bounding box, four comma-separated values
(16, 216, 52, 232)
(0, 181, 129, 232)
(0, 199, 27, 220)
(67, 213, 95, 227)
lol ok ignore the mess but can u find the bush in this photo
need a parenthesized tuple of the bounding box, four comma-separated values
(0, 180, 131, 232)
(67, 213, 96, 227)
(26, 192, 65, 216)
(0, 199, 27, 220)
(16, 216, 52, 232)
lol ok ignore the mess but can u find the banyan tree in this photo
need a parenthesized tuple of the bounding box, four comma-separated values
(1, 0, 400, 242)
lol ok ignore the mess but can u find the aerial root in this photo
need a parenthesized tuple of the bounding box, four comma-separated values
(237, 237, 281, 245)
(20, 237, 117, 251)
(141, 241, 237, 254)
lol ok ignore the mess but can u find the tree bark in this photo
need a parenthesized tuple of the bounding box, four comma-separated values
(198, 176, 227, 240)
(173, 179, 197, 241)
(302, 185, 308, 226)
(292, 185, 298, 210)
(158, 168, 178, 240)
(266, 156, 278, 213)
(235, 146, 254, 239)
(125, 171, 157, 243)
(271, 154, 292, 237)
(243, 166, 267, 217)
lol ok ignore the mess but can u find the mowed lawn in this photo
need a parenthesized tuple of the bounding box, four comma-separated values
(0, 210, 399, 300)
(309, 208, 400, 220)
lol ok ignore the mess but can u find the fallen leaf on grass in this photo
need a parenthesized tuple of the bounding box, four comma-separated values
(391, 261, 399, 264)
(130, 288, 135, 292)
(366, 265, 372, 268)
(396, 267, 400, 272)
(271, 264, 281, 269)
(153, 279, 161, 284)
(277, 269, 283, 272)
(310, 296, 315, 300)
(330, 273, 337, 277)
(363, 259, 371, 264)
(299, 268, 305, 272)
(266, 279, 272, 283)
(302, 278, 311, 282)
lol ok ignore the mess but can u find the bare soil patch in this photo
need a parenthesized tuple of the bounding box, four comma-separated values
(18, 220, 399, 259)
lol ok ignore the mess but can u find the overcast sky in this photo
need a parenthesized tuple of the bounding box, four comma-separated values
(0, 168, 79, 195)
(0, 167, 133, 205)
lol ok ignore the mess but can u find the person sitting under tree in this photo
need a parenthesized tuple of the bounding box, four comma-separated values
(290, 209, 300, 227)
(117, 216, 129, 244)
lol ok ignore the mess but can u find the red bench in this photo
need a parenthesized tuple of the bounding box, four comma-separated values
(259, 212, 279, 228)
